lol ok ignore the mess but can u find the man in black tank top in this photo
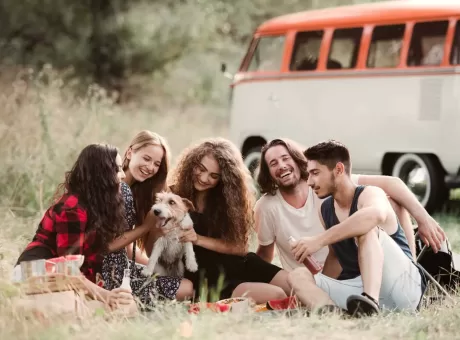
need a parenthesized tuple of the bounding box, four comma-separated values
(288, 140, 427, 317)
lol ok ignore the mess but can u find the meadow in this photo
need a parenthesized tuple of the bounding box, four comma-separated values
(1, 68, 460, 340)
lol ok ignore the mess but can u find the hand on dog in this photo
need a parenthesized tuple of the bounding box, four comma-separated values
(179, 228, 198, 244)
(144, 210, 157, 227)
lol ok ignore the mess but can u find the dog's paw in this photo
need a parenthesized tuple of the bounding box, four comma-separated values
(141, 267, 154, 277)
(186, 260, 198, 273)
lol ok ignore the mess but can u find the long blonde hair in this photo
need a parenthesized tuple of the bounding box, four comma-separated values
(123, 130, 171, 250)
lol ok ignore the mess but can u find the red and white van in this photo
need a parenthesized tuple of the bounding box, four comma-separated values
(224, 0, 460, 213)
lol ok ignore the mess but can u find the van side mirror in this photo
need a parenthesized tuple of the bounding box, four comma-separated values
(220, 62, 233, 80)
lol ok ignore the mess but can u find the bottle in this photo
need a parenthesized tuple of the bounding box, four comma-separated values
(120, 268, 132, 292)
(288, 236, 323, 275)
(116, 268, 136, 316)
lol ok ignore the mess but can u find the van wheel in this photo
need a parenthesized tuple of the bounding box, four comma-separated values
(244, 147, 263, 180)
(391, 153, 447, 213)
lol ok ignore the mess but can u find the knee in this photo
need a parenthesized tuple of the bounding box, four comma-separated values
(356, 229, 383, 256)
(356, 228, 379, 243)
(176, 278, 194, 301)
(288, 267, 314, 290)
(232, 282, 251, 297)
(271, 287, 288, 300)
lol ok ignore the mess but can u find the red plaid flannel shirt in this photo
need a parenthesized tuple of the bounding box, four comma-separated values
(24, 194, 101, 282)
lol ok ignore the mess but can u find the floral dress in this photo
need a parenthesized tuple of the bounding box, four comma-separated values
(101, 182, 181, 307)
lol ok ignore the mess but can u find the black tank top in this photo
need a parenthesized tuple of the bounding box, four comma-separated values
(320, 185, 414, 280)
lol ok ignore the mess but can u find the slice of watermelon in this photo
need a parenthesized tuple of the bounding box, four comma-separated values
(187, 302, 231, 314)
(267, 296, 298, 310)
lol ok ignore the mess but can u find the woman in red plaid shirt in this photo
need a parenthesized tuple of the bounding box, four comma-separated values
(16, 143, 137, 310)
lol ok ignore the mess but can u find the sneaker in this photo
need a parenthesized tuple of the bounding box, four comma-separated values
(346, 293, 380, 318)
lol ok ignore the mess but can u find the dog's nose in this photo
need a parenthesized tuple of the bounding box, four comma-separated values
(153, 209, 161, 216)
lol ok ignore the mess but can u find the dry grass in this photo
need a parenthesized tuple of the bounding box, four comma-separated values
(1, 223, 460, 340)
(1, 67, 460, 339)
(0, 66, 227, 212)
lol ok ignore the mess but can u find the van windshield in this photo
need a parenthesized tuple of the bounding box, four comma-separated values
(247, 35, 285, 72)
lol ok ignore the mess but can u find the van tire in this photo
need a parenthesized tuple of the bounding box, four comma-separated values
(244, 147, 263, 180)
(391, 153, 447, 213)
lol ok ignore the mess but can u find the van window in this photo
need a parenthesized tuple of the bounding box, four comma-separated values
(247, 35, 285, 72)
(407, 21, 448, 66)
(367, 24, 405, 68)
(289, 30, 324, 71)
(327, 27, 363, 69)
(450, 20, 460, 65)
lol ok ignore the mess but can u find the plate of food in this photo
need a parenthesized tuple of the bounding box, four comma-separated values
(187, 302, 231, 314)
(216, 297, 251, 313)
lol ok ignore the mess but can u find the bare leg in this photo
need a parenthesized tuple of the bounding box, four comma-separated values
(269, 270, 293, 296)
(357, 228, 383, 301)
(288, 268, 334, 309)
(389, 198, 416, 259)
(176, 278, 194, 301)
(232, 282, 286, 304)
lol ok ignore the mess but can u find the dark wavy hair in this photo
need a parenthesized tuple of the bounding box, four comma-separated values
(257, 138, 309, 195)
(54, 144, 127, 252)
(169, 138, 256, 247)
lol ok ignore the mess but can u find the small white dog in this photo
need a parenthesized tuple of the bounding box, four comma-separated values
(141, 191, 198, 278)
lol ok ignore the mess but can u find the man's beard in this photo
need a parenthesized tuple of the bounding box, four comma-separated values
(277, 177, 300, 193)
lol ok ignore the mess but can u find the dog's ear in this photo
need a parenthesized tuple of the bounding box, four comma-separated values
(182, 198, 195, 212)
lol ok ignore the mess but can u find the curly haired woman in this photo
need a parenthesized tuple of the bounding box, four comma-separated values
(164, 137, 291, 303)
(101, 130, 194, 308)
(16, 144, 136, 310)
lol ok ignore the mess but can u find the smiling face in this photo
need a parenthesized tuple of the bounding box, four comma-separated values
(192, 154, 221, 192)
(264, 145, 301, 192)
(306, 159, 337, 199)
(126, 144, 164, 183)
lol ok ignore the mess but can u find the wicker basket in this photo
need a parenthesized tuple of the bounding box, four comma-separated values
(18, 273, 87, 295)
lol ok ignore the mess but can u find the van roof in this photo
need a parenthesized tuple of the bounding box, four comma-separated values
(256, 0, 460, 34)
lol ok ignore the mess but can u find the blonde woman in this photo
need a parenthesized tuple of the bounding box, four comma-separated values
(101, 131, 193, 307)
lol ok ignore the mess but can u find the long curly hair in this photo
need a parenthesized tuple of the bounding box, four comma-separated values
(123, 130, 171, 250)
(257, 138, 309, 195)
(54, 144, 126, 252)
(169, 138, 256, 247)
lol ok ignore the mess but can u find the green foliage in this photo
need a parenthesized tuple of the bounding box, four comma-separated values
(0, 0, 381, 98)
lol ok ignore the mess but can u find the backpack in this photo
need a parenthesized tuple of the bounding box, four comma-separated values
(415, 227, 460, 292)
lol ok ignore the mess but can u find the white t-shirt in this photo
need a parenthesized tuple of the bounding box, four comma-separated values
(254, 174, 360, 271)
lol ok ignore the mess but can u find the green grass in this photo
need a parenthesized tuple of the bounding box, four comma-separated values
(1, 211, 460, 340)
